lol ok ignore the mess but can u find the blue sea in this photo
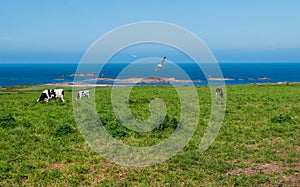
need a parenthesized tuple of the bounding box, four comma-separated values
(0, 63, 299, 86)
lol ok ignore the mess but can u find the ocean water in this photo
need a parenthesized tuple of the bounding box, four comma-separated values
(0, 63, 299, 86)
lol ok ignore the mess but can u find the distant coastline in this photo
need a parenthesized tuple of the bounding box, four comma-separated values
(40, 81, 300, 88)
(0, 63, 299, 87)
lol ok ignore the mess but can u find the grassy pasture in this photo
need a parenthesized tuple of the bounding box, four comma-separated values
(0, 84, 299, 186)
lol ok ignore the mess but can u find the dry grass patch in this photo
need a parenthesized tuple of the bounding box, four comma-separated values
(226, 159, 300, 185)
(49, 162, 67, 171)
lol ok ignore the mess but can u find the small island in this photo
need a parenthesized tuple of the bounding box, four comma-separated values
(258, 77, 270, 81)
(69, 73, 95, 77)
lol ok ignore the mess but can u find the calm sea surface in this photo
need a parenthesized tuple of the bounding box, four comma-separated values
(0, 63, 299, 86)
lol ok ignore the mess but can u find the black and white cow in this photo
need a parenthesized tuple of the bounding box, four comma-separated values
(216, 88, 224, 98)
(76, 90, 90, 101)
(37, 89, 65, 102)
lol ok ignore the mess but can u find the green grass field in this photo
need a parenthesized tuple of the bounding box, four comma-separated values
(0, 84, 299, 186)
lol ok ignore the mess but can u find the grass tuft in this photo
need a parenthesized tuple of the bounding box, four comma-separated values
(152, 114, 178, 132)
(271, 113, 295, 124)
(0, 113, 17, 128)
(53, 124, 75, 137)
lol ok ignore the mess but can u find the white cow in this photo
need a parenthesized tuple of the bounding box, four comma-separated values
(76, 90, 90, 101)
(37, 89, 65, 102)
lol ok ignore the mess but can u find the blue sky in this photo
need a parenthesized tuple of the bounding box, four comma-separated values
(0, 0, 300, 63)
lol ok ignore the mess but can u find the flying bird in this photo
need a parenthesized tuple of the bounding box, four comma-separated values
(153, 56, 166, 72)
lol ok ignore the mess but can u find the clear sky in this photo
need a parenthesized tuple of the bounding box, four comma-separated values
(0, 0, 300, 63)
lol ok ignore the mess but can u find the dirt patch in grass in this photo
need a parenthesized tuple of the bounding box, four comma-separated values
(226, 159, 300, 185)
(49, 162, 67, 171)
(89, 160, 135, 185)
(226, 162, 290, 176)
(283, 172, 300, 186)
(244, 144, 259, 150)
(243, 137, 285, 151)
(266, 137, 285, 145)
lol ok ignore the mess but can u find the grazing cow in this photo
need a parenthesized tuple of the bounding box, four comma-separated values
(37, 89, 65, 102)
(76, 90, 90, 100)
(216, 88, 224, 98)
